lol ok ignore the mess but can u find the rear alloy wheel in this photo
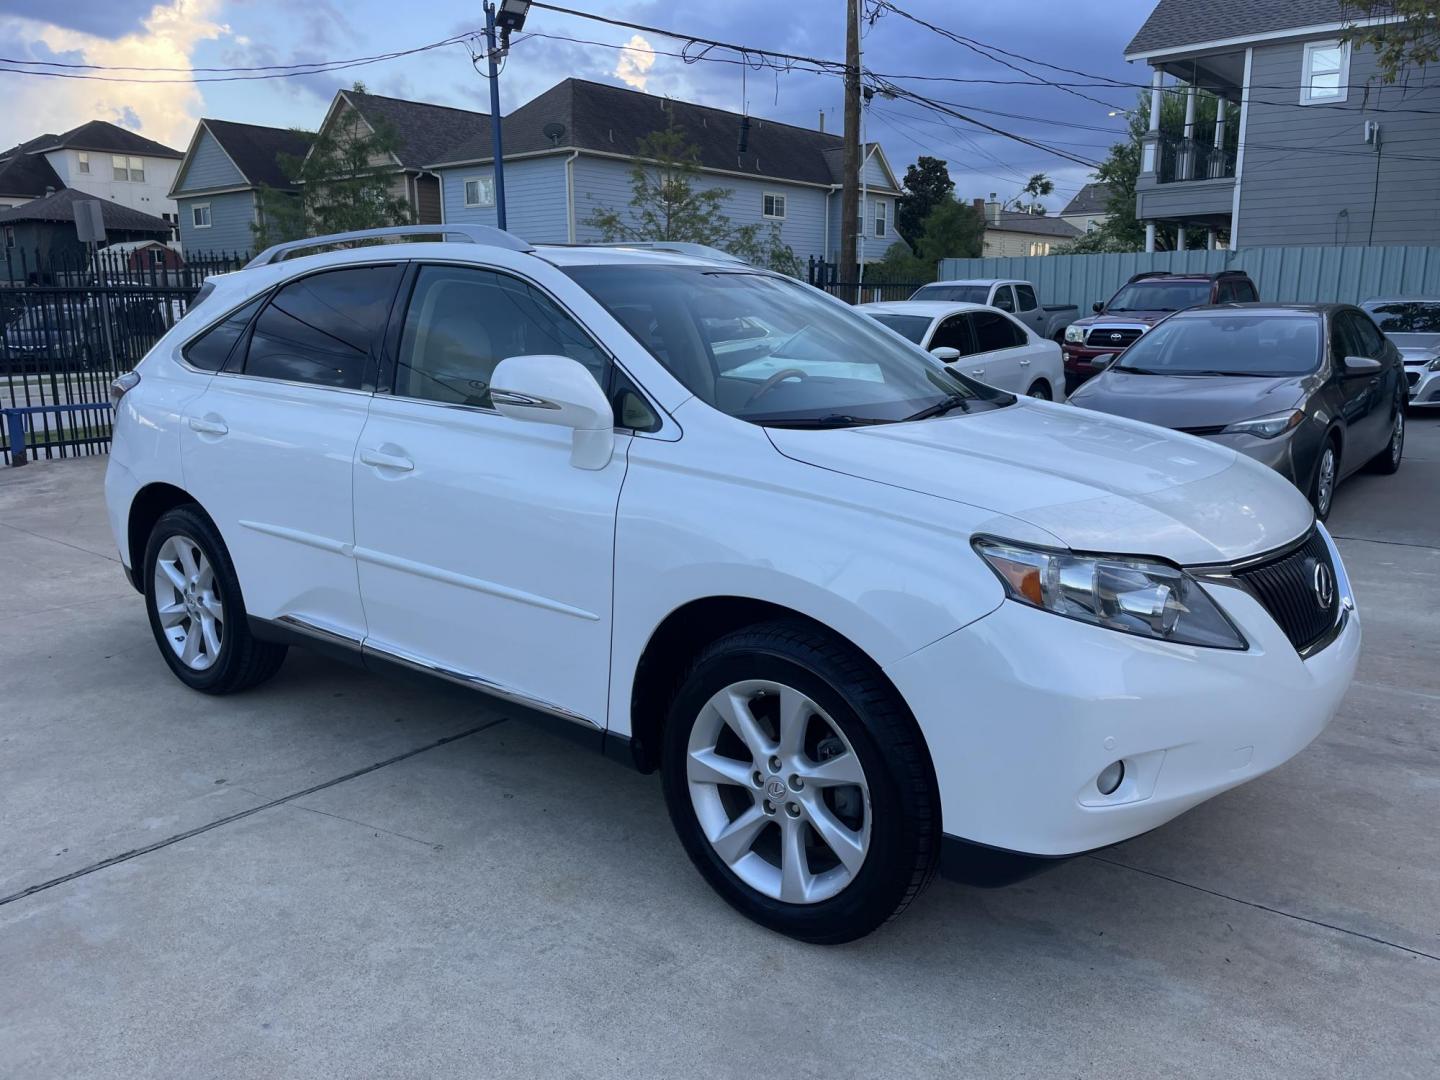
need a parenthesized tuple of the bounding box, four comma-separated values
(662, 620, 937, 943)
(1311, 441, 1338, 520)
(1027, 381, 1052, 400)
(1367, 407, 1404, 475)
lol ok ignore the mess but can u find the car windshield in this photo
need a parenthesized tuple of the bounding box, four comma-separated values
(1106, 281, 1211, 312)
(1362, 301, 1440, 333)
(865, 313, 932, 344)
(910, 284, 988, 304)
(566, 266, 1012, 426)
(1114, 313, 1321, 376)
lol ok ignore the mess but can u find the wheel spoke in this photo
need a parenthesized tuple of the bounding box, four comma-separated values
(159, 559, 187, 593)
(709, 804, 767, 866)
(805, 798, 867, 874)
(200, 614, 222, 658)
(688, 747, 753, 788)
(156, 600, 187, 628)
(180, 626, 201, 666)
(798, 750, 865, 788)
(715, 690, 774, 761)
(775, 686, 811, 758)
(177, 541, 201, 582)
(779, 817, 813, 903)
(196, 562, 215, 591)
(200, 594, 224, 622)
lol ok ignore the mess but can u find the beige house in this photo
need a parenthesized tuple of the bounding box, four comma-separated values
(972, 197, 1082, 257)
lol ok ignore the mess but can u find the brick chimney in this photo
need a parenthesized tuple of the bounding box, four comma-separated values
(974, 196, 1001, 226)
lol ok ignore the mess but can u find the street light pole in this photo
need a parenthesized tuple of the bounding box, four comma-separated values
(483, 1, 508, 231)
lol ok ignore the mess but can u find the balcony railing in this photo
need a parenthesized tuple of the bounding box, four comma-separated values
(1152, 135, 1236, 184)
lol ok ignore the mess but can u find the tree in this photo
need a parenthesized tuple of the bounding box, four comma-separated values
(871, 197, 984, 281)
(1343, 1, 1440, 82)
(585, 111, 800, 275)
(253, 86, 413, 250)
(895, 156, 954, 247)
(1008, 173, 1054, 215)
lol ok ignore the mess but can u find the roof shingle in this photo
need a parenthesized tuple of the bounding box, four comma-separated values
(1125, 0, 1345, 56)
(988, 211, 1082, 239)
(0, 187, 172, 233)
(0, 134, 64, 200)
(343, 91, 492, 169)
(1061, 182, 1113, 216)
(28, 120, 182, 159)
(201, 119, 313, 190)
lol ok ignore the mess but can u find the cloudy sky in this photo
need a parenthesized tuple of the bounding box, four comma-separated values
(0, 0, 1159, 210)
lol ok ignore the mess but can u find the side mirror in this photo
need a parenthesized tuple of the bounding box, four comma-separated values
(1342, 354, 1382, 374)
(1092, 301, 1104, 313)
(491, 354, 615, 470)
(930, 346, 961, 362)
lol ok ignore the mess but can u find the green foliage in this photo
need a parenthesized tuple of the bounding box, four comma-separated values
(871, 197, 984, 280)
(1009, 172, 1055, 215)
(895, 156, 955, 247)
(253, 89, 413, 249)
(585, 111, 800, 275)
(1343, 1, 1440, 82)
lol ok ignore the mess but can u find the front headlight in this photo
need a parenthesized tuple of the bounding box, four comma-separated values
(1428, 355, 1440, 371)
(1064, 324, 1086, 344)
(1221, 409, 1304, 439)
(974, 539, 1247, 649)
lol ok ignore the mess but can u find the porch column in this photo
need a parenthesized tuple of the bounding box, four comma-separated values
(1145, 222, 1157, 253)
(1208, 229, 1218, 250)
(1141, 68, 1163, 176)
(1176, 225, 1188, 250)
(1212, 100, 1227, 178)
(1180, 84, 1197, 180)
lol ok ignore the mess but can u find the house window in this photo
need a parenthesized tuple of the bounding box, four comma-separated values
(78, 152, 90, 174)
(1301, 40, 1349, 104)
(463, 177, 495, 208)
(1027, 241, 1052, 257)
(3, 226, 14, 249)
(149, 248, 166, 268)
(192, 204, 212, 228)
(113, 155, 129, 181)
(874, 200, 887, 238)
(128, 156, 145, 183)
(762, 193, 786, 219)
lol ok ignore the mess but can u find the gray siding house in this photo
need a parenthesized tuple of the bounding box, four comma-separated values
(429, 79, 905, 265)
(1125, 0, 1440, 249)
(170, 119, 312, 256)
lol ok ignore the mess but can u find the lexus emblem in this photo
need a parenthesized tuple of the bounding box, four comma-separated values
(1312, 562, 1335, 610)
(1109, 332, 1123, 342)
(766, 778, 788, 801)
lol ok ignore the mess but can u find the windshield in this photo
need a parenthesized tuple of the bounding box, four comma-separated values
(910, 284, 988, 304)
(1362, 301, 1440, 333)
(1106, 281, 1211, 313)
(1114, 313, 1321, 376)
(866, 313, 932, 344)
(566, 266, 1011, 426)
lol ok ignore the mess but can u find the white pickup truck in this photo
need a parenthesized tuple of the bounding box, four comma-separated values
(910, 279, 1078, 343)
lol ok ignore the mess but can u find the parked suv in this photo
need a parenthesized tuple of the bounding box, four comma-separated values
(1062, 270, 1258, 389)
(105, 227, 1358, 943)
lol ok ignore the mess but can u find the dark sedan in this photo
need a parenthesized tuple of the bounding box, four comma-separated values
(1069, 304, 1406, 519)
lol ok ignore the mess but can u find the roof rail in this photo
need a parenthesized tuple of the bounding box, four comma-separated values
(1127, 270, 1173, 283)
(246, 225, 533, 268)
(589, 241, 750, 265)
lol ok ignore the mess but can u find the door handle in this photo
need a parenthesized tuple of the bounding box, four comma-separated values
(187, 415, 228, 435)
(360, 447, 414, 472)
(1019, 358, 1032, 366)
(970, 368, 986, 376)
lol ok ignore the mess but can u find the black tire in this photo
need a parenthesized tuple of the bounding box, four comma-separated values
(1309, 436, 1340, 521)
(1366, 405, 1404, 475)
(143, 506, 287, 694)
(1027, 379, 1053, 400)
(660, 619, 938, 944)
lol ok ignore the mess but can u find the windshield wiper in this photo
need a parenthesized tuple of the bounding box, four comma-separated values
(903, 394, 972, 421)
(757, 414, 890, 429)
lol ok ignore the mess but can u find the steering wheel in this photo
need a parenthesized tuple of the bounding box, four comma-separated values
(744, 367, 809, 406)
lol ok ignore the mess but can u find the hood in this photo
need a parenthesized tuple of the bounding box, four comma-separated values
(766, 401, 1314, 566)
(1387, 332, 1440, 362)
(1068, 370, 1307, 429)
(1070, 310, 1174, 330)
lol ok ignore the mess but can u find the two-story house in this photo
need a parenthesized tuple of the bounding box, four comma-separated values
(428, 79, 905, 265)
(0, 121, 182, 224)
(169, 119, 314, 256)
(971, 196, 1082, 256)
(1126, 1, 1440, 249)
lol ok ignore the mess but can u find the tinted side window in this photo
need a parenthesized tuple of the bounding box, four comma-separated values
(395, 265, 609, 408)
(1235, 280, 1258, 302)
(1350, 312, 1386, 357)
(929, 315, 974, 355)
(183, 297, 263, 372)
(972, 311, 1025, 352)
(991, 286, 1015, 312)
(242, 265, 402, 389)
(1215, 280, 1235, 303)
(1015, 284, 1038, 311)
(1330, 312, 1362, 361)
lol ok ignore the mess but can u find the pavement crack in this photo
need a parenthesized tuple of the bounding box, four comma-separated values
(1087, 853, 1440, 962)
(1330, 533, 1440, 553)
(0, 719, 505, 908)
(0, 519, 120, 563)
(287, 804, 439, 849)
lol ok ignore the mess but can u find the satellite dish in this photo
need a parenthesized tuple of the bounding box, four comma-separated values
(542, 122, 566, 146)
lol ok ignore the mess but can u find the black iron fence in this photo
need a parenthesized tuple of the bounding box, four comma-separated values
(806, 257, 924, 304)
(1155, 134, 1236, 184)
(1, 248, 247, 465)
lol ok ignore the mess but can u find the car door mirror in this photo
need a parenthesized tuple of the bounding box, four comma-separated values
(1092, 301, 1104, 313)
(1343, 354, 1382, 374)
(930, 346, 961, 362)
(490, 354, 615, 470)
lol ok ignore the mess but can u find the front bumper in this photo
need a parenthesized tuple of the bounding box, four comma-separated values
(1406, 364, 1440, 406)
(1060, 343, 1124, 382)
(1197, 427, 1309, 486)
(887, 538, 1359, 858)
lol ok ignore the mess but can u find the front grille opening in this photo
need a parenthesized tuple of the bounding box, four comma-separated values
(1232, 529, 1339, 653)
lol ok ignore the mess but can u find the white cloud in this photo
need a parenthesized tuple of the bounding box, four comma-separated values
(0, 0, 227, 148)
(613, 33, 655, 92)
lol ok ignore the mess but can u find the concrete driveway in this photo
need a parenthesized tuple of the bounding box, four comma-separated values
(2, 422, 1438, 1079)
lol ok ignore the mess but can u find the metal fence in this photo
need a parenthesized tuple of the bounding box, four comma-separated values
(936, 244, 1440, 313)
(2, 248, 246, 465)
(806, 258, 924, 304)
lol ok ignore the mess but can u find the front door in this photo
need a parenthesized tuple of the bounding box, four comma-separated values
(351, 263, 629, 727)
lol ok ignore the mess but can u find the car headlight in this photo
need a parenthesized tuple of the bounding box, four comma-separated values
(1064, 324, 1086, 344)
(974, 539, 1247, 649)
(1428, 355, 1440, 371)
(1221, 409, 1304, 439)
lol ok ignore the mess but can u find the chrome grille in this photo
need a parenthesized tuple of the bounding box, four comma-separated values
(1087, 327, 1143, 349)
(1232, 529, 1339, 654)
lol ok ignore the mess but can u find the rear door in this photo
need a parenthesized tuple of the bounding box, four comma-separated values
(1344, 310, 1400, 457)
(965, 310, 1031, 392)
(179, 262, 404, 640)
(1013, 283, 1044, 334)
(1330, 310, 1388, 466)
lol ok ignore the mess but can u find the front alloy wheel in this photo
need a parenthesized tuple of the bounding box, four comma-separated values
(154, 535, 224, 671)
(1312, 443, 1337, 519)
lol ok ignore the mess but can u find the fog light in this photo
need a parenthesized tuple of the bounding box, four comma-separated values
(1097, 760, 1125, 795)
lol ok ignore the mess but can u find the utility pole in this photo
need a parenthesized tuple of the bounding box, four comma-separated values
(483, 2, 508, 231)
(839, 0, 861, 300)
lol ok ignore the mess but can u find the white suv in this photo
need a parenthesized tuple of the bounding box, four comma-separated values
(105, 226, 1360, 943)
